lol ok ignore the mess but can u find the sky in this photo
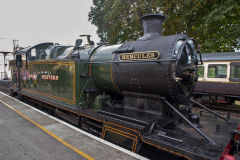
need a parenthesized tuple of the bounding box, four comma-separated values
(0, 0, 100, 51)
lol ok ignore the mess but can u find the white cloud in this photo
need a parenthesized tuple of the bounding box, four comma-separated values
(0, 0, 99, 49)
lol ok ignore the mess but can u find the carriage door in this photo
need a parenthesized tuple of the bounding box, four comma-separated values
(229, 62, 240, 97)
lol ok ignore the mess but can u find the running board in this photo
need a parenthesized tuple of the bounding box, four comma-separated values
(97, 110, 147, 130)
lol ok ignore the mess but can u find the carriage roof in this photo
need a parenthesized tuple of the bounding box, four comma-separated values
(198, 52, 240, 61)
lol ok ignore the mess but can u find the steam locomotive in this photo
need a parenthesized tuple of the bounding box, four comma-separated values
(9, 14, 239, 160)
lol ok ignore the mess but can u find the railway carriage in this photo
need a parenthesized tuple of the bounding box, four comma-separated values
(195, 52, 240, 104)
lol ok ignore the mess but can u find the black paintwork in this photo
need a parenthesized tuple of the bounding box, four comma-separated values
(112, 14, 197, 104)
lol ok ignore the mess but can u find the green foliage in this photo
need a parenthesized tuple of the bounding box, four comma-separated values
(89, 0, 240, 52)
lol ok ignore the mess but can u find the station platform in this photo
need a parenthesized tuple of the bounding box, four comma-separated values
(0, 92, 147, 160)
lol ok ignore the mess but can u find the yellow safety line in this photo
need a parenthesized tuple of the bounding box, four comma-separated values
(0, 99, 94, 160)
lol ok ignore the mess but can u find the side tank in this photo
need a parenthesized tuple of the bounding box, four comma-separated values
(90, 14, 198, 104)
(90, 44, 121, 94)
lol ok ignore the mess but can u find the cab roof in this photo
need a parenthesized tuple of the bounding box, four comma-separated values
(15, 42, 54, 55)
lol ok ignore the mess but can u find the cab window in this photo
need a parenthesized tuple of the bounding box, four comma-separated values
(208, 64, 227, 78)
(198, 66, 204, 78)
(27, 48, 37, 60)
(230, 65, 240, 79)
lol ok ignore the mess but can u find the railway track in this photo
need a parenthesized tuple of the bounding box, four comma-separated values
(209, 104, 240, 113)
(192, 104, 240, 120)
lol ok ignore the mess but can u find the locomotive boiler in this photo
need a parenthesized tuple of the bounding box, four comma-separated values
(90, 14, 197, 103)
(91, 14, 198, 105)
(10, 14, 239, 160)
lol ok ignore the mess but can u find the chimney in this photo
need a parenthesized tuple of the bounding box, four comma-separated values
(140, 14, 166, 40)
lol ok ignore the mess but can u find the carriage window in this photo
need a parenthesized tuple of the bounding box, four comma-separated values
(208, 64, 227, 78)
(198, 66, 204, 78)
(230, 65, 240, 79)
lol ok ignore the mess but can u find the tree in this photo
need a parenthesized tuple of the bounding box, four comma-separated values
(89, 0, 240, 52)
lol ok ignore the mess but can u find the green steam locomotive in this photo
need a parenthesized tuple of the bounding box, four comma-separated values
(9, 14, 239, 160)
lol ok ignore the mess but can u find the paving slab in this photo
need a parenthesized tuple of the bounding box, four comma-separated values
(0, 92, 144, 160)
